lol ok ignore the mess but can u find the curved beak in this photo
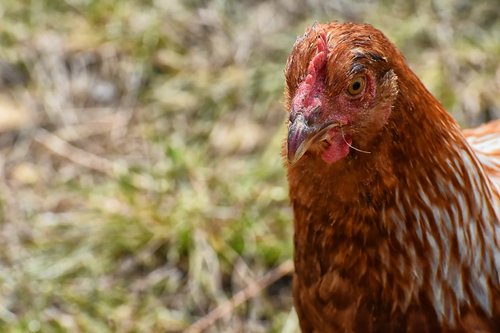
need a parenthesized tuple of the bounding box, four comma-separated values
(287, 114, 339, 164)
(287, 114, 314, 164)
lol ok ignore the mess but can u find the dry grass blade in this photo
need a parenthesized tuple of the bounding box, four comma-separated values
(53, 111, 130, 142)
(34, 128, 115, 175)
(185, 259, 294, 333)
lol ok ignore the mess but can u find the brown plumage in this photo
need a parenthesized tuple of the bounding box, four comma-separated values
(283, 22, 500, 332)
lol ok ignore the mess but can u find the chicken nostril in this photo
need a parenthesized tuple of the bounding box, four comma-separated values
(308, 106, 321, 124)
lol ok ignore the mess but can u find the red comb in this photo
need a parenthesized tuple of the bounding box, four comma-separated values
(303, 31, 328, 98)
(316, 31, 328, 54)
(292, 29, 329, 118)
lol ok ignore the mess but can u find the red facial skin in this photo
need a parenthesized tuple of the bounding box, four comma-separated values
(288, 31, 382, 164)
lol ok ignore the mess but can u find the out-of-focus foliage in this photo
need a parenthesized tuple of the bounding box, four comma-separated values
(0, 0, 498, 332)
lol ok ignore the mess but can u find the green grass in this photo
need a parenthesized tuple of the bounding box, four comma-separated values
(0, 0, 498, 332)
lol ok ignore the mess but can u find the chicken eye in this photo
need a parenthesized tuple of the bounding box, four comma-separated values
(348, 77, 365, 95)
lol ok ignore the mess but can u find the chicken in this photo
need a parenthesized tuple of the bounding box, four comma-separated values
(283, 22, 500, 332)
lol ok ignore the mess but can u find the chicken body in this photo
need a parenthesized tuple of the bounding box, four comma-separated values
(284, 22, 500, 332)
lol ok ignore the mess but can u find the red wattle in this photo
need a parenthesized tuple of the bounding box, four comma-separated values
(321, 131, 351, 164)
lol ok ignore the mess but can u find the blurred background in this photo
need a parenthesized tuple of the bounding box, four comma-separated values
(0, 0, 498, 332)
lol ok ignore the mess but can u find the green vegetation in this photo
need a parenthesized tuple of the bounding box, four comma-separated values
(0, 0, 498, 332)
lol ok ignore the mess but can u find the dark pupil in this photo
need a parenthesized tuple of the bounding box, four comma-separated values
(352, 81, 361, 91)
